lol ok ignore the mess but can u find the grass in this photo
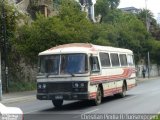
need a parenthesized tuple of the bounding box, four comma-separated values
(8, 81, 36, 92)
(152, 114, 160, 120)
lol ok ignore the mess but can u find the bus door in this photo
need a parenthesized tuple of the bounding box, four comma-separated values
(90, 55, 101, 75)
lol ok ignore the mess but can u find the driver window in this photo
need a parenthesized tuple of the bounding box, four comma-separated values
(90, 56, 100, 73)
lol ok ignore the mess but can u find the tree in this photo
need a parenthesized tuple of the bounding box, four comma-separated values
(137, 9, 160, 41)
(95, 0, 120, 22)
(96, 9, 149, 62)
(0, 1, 22, 46)
(95, 0, 109, 21)
(14, 0, 94, 63)
(108, 0, 120, 9)
(137, 9, 155, 31)
(0, 1, 24, 91)
(145, 39, 160, 65)
(137, 9, 154, 23)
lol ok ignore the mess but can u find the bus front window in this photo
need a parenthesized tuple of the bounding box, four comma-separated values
(38, 55, 60, 75)
(61, 54, 88, 74)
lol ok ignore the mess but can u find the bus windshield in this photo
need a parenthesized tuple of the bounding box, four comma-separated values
(38, 54, 88, 75)
(38, 55, 60, 75)
(61, 54, 88, 74)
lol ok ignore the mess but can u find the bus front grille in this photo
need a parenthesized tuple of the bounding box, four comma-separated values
(48, 82, 72, 93)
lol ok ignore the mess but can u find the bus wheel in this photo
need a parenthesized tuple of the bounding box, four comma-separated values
(52, 100, 63, 108)
(119, 83, 127, 98)
(93, 87, 102, 105)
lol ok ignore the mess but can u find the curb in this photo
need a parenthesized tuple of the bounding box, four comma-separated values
(1, 95, 36, 104)
(137, 77, 160, 83)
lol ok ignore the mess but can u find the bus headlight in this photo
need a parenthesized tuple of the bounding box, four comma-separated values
(74, 83, 79, 88)
(72, 82, 87, 92)
(38, 83, 47, 89)
(42, 84, 46, 89)
(73, 82, 86, 88)
(38, 84, 42, 89)
(80, 83, 85, 88)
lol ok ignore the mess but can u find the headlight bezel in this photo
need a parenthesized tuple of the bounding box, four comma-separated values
(72, 82, 87, 88)
(37, 83, 47, 89)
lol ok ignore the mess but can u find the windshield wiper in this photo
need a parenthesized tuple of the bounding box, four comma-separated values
(45, 73, 50, 78)
(68, 72, 75, 77)
(45, 72, 58, 77)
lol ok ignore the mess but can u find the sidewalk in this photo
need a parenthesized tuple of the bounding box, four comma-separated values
(0, 90, 36, 104)
(136, 76, 160, 82)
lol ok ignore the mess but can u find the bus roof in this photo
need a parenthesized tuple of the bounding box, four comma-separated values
(39, 43, 133, 55)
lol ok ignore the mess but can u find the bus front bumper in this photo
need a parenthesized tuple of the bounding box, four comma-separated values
(37, 92, 89, 100)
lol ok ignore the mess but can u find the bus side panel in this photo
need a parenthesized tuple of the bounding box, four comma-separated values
(126, 78, 136, 90)
(88, 83, 98, 100)
(115, 80, 123, 93)
(126, 67, 136, 90)
(102, 81, 116, 97)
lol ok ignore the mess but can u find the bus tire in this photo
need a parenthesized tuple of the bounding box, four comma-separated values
(93, 86, 102, 105)
(119, 83, 127, 98)
(52, 100, 63, 108)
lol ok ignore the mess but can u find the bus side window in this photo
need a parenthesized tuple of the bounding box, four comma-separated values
(90, 56, 100, 73)
(127, 55, 134, 66)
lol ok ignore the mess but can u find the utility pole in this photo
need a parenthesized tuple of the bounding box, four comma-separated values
(1, 0, 9, 93)
(145, 0, 151, 78)
(145, 0, 149, 32)
(147, 51, 150, 78)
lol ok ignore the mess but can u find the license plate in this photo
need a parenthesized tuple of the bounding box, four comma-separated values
(55, 95, 63, 100)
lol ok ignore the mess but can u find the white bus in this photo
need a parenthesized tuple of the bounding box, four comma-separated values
(37, 43, 136, 107)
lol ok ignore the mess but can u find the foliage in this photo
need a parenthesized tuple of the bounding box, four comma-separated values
(146, 39, 160, 64)
(0, 1, 22, 46)
(95, 0, 120, 22)
(137, 9, 160, 40)
(1, 0, 160, 92)
(137, 9, 154, 24)
(95, 0, 109, 18)
(108, 0, 120, 10)
(152, 114, 160, 120)
(14, 0, 94, 63)
(9, 81, 36, 92)
(13, 0, 160, 65)
(95, 6, 149, 62)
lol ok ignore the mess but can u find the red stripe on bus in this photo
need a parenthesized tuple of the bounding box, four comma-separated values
(127, 84, 135, 89)
(89, 84, 135, 98)
(91, 69, 129, 81)
(90, 68, 134, 82)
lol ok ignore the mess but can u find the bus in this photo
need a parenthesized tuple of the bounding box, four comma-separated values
(36, 43, 136, 107)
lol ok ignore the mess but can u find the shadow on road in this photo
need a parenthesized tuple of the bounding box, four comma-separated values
(40, 95, 133, 112)
(24, 95, 134, 120)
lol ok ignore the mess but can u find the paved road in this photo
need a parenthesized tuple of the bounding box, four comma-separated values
(4, 79, 160, 120)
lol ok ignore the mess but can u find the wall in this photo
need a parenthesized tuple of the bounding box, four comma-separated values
(16, 0, 30, 14)
(136, 64, 160, 78)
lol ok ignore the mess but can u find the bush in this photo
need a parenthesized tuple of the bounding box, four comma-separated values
(8, 81, 36, 92)
(152, 114, 160, 120)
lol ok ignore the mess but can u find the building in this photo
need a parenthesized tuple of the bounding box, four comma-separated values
(157, 13, 160, 24)
(78, 0, 97, 22)
(9, 0, 97, 22)
(8, 0, 29, 14)
(120, 7, 140, 14)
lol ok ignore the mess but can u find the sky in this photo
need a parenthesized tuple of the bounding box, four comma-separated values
(118, 0, 160, 18)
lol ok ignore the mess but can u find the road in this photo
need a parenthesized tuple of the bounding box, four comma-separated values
(4, 79, 160, 120)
